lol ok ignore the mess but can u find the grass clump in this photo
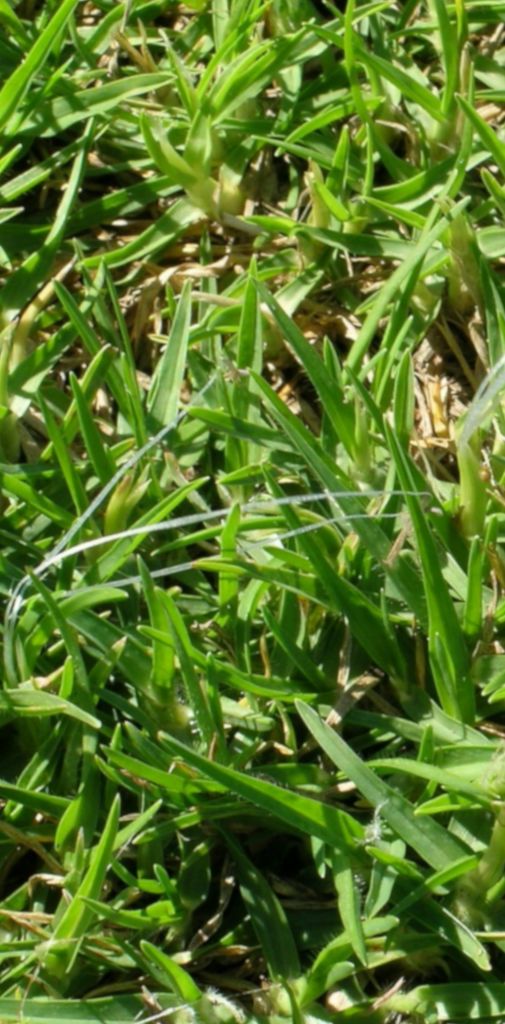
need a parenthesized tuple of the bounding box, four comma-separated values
(3, 1, 505, 1021)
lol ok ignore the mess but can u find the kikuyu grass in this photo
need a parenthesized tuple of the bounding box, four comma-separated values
(3, 1, 505, 1022)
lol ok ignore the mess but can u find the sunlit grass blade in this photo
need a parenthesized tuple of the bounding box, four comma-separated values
(160, 731, 362, 849)
(0, 121, 93, 323)
(147, 280, 192, 426)
(296, 701, 471, 871)
(1, 0, 504, 1013)
(42, 795, 120, 980)
(346, 198, 469, 372)
(0, 0, 78, 134)
(385, 424, 474, 723)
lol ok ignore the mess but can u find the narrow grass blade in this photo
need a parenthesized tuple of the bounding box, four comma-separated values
(223, 830, 300, 979)
(346, 199, 468, 372)
(296, 701, 470, 871)
(458, 95, 505, 177)
(385, 425, 473, 723)
(0, 120, 93, 321)
(0, 0, 78, 133)
(147, 280, 192, 426)
(0, 690, 99, 727)
(331, 848, 368, 965)
(43, 795, 120, 979)
(160, 731, 361, 849)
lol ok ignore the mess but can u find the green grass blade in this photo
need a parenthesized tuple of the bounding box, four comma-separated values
(296, 701, 471, 871)
(385, 424, 474, 723)
(42, 795, 120, 979)
(223, 830, 301, 979)
(0, 0, 78, 134)
(160, 731, 361, 849)
(147, 280, 192, 426)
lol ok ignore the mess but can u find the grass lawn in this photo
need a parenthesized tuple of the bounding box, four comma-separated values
(2, 0, 505, 1020)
